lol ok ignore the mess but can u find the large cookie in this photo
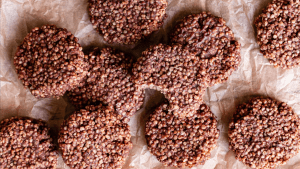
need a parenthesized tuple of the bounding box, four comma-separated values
(229, 97, 300, 169)
(58, 104, 132, 169)
(146, 101, 219, 168)
(14, 25, 88, 98)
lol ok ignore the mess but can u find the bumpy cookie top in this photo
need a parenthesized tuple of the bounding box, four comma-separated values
(170, 12, 241, 85)
(68, 47, 144, 119)
(0, 117, 58, 169)
(146, 101, 219, 168)
(133, 43, 208, 117)
(88, 0, 167, 44)
(255, 0, 300, 69)
(14, 25, 88, 98)
(58, 104, 132, 169)
(229, 97, 300, 169)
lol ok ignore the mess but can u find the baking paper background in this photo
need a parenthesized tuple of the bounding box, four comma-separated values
(1, 0, 300, 168)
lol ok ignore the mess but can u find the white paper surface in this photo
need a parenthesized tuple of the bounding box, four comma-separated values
(2, 0, 300, 168)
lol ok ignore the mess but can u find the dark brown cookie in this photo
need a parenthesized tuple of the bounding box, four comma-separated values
(133, 43, 208, 117)
(68, 47, 144, 119)
(145, 101, 219, 168)
(58, 104, 132, 169)
(228, 97, 300, 169)
(88, 0, 167, 45)
(255, 0, 300, 69)
(0, 117, 58, 169)
(170, 12, 241, 86)
(14, 25, 88, 98)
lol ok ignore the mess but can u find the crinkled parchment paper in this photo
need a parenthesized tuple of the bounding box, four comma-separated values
(2, 0, 300, 168)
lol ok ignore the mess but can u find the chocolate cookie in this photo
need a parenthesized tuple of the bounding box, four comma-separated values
(255, 0, 300, 69)
(14, 25, 88, 98)
(68, 47, 144, 119)
(0, 117, 58, 168)
(170, 12, 241, 86)
(58, 104, 132, 169)
(228, 97, 300, 169)
(88, 0, 167, 44)
(145, 101, 219, 168)
(133, 43, 208, 117)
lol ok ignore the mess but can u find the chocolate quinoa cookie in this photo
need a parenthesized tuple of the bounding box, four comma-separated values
(88, 0, 167, 45)
(170, 12, 241, 86)
(133, 43, 208, 117)
(68, 47, 144, 119)
(14, 25, 88, 98)
(58, 104, 132, 169)
(228, 97, 300, 169)
(0, 117, 58, 168)
(255, 0, 300, 69)
(145, 101, 219, 168)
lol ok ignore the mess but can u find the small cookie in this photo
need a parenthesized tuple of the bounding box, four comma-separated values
(0, 117, 58, 168)
(88, 0, 167, 44)
(255, 0, 300, 69)
(146, 101, 219, 168)
(228, 97, 300, 169)
(133, 43, 207, 117)
(58, 104, 132, 169)
(170, 12, 241, 85)
(68, 47, 144, 118)
(14, 25, 88, 98)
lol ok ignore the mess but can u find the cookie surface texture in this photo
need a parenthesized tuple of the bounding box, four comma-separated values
(170, 12, 241, 85)
(0, 117, 58, 169)
(14, 25, 88, 98)
(58, 104, 132, 169)
(228, 97, 300, 169)
(145, 101, 219, 168)
(88, 0, 167, 44)
(255, 0, 300, 69)
(133, 43, 208, 117)
(68, 47, 144, 118)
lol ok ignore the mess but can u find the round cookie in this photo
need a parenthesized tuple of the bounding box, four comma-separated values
(0, 117, 58, 168)
(88, 0, 167, 44)
(14, 25, 88, 98)
(58, 104, 132, 169)
(228, 97, 300, 169)
(255, 0, 300, 69)
(133, 43, 208, 117)
(68, 47, 144, 119)
(170, 12, 241, 86)
(145, 101, 219, 168)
